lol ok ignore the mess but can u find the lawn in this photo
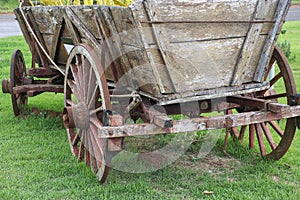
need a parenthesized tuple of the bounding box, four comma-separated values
(293, 0, 300, 4)
(0, 13, 299, 200)
(0, 0, 18, 13)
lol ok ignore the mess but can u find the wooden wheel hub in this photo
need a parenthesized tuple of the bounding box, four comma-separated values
(2, 79, 11, 94)
(63, 103, 90, 130)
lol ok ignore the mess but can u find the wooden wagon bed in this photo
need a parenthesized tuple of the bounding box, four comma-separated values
(14, 0, 291, 105)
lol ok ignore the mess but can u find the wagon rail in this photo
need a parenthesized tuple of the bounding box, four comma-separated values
(98, 101, 300, 139)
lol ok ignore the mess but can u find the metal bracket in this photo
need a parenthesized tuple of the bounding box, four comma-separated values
(103, 110, 113, 127)
(291, 94, 300, 106)
(291, 94, 300, 129)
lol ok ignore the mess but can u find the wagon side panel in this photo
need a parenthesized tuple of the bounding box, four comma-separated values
(108, 6, 170, 96)
(130, 0, 289, 95)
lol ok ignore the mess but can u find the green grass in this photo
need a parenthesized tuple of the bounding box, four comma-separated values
(278, 21, 300, 80)
(0, 0, 19, 13)
(0, 22, 300, 199)
(293, 0, 300, 4)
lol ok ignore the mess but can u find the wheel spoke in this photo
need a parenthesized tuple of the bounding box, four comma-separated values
(67, 129, 78, 156)
(88, 85, 99, 109)
(70, 63, 80, 88)
(88, 128, 98, 173)
(67, 79, 82, 101)
(77, 55, 86, 101)
(90, 125, 103, 164)
(230, 126, 239, 138)
(86, 66, 93, 104)
(260, 93, 287, 100)
(90, 117, 103, 130)
(270, 72, 282, 87)
(90, 106, 104, 116)
(72, 129, 82, 146)
(268, 121, 284, 138)
(85, 131, 91, 166)
(82, 60, 91, 103)
(78, 130, 85, 161)
(66, 99, 76, 107)
(249, 124, 255, 149)
(261, 123, 277, 151)
(255, 124, 266, 156)
(91, 124, 106, 172)
(66, 79, 75, 94)
(238, 125, 247, 141)
(264, 57, 276, 81)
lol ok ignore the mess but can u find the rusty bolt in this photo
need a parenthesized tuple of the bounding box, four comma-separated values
(200, 101, 209, 110)
(108, 131, 114, 136)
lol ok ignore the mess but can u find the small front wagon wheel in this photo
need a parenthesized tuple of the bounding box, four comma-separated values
(63, 44, 112, 183)
(10, 50, 28, 116)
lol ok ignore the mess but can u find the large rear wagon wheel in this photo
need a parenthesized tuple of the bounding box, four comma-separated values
(228, 46, 297, 160)
(63, 44, 112, 183)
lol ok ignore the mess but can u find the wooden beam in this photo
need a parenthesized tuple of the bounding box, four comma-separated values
(97, 105, 300, 139)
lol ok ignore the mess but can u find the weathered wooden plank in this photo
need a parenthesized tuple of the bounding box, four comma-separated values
(254, 0, 292, 82)
(63, 9, 82, 45)
(231, 0, 274, 86)
(64, 7, 100, 49)
(29, 7, 65, 62)
(13, 84, 64, 94)
(98, 104, 300, 139)
(142, 1, 175, 92)
(120, 34, 267, 94)
(133, 0, 257, 21)
(14, 9, 35, 59)
(53, 38, 69, 66)
(166, 38, 243, 92)
(96, 6, 135, 88)
(30, 6, 62, 34)
(130, 6, 168, 94)
(25, 10, 50, 68)
(133, 0, 274, 42)
(110, 7, 174, 94)
(236, 36, 267, 83)
(158, 82, 270, 105)
(71, 6, 101, 39)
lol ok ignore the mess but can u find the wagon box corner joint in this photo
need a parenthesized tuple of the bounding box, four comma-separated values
(2, 0, 300, 183)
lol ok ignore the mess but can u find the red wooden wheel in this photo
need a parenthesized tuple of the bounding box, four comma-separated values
(227, 46, 297, 160)
(10, 49, 28, 116)
(63, 44, 111, 183)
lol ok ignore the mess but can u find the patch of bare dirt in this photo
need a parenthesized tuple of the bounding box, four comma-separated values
(174, 151, 243, 176)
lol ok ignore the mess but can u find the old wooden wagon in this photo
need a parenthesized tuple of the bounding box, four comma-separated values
(2, 0, 300, 182)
